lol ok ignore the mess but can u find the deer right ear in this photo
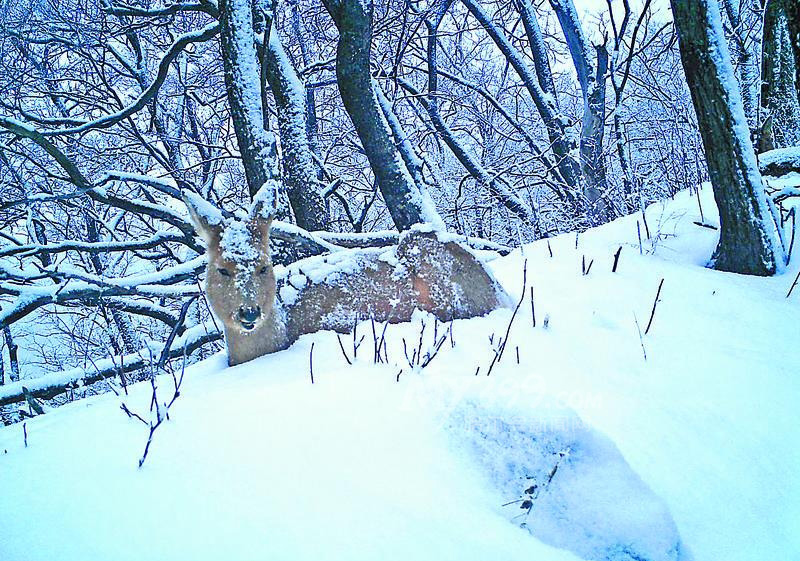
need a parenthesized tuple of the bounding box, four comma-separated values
(183, 191, 223, 246)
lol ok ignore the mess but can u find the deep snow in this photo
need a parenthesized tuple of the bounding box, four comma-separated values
(1, 186, 798, 561)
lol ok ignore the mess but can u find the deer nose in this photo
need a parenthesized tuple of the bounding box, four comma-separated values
(238, 306, 261, 324)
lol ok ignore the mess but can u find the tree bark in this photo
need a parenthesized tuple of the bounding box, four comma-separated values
(671, 0, 784, 275)
(761, 0, 800, 148)
(322, 0, 443, 231)
(264, 25, 329, 231)
(550, 0, 612, 224)
(218, 0, 279, 202)
(3, 327, 20, 383)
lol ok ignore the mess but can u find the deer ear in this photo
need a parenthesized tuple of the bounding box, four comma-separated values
(249, 182, 278, 251)
(250, 181, 278, 225)
(183, 192, 223, 246)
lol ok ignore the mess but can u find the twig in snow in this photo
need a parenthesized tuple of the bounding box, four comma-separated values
(644, 278, 664, 335)
(487, 260, 527, 376)
(530, 286, 536, 327)
(633, 313, 647, 361)
(612, 246, 622, 272)
(547, 240, 553, 258)
(637, 221, 643, 255)
(23, 422, 27, 447)
(695, 185, 705, 223)
(336, 333, 352, 365)
(132, 308, 192, 468)
(419, 325, 450, 369)
(693, 221, 718, 230)
(120, 402, 148, 425)
(352, 318, 364, 359)
(158, 296, 197, 370)
(309, 342, 315, 385)
(787, 269, 800, 299)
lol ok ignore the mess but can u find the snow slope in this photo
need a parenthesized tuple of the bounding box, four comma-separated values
(1, 187, 798, 561)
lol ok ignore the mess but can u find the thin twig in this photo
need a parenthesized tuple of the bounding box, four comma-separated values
(644, 278, 664, 335)
(309, 342, 315, 384)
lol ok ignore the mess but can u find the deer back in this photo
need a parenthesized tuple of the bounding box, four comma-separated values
(276, 230, 509, 344)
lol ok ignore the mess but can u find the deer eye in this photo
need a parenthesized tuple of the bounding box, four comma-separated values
(217, 268, 231, 277)
(258, 266, 268, 275)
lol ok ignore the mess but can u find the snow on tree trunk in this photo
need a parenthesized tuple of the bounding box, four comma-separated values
(550, 0, 612, 224)
(671, 0, 784, 276)
(322, 0, 444, 232)
(264, 25, 329, 231)
(218, 0, 279, 203)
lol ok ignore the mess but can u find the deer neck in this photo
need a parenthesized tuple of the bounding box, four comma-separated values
(225, 305, 288, 366)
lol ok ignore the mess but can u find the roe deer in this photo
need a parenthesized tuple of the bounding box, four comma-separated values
(185, 193, 510, 366)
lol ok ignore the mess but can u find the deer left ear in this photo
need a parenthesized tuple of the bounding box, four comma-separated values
(183, 191, 223, 246)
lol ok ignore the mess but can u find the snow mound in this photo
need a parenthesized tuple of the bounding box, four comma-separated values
(449, 401, 690, 561)
(759, 146, 800, 176)
(1, 186, 798, 561)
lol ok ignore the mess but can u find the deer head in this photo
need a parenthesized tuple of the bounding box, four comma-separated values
(184, 189, 278, 337)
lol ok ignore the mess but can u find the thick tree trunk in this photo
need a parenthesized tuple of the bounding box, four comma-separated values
(322, 0, 443, 231)
(264, 27, 329, 231)
(375, 86, 427, 193)
(671, 0, 784, 275)
(218, 0, 279, 202)
(517, 0, 557, 99)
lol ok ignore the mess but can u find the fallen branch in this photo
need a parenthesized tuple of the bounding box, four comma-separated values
(0, 323, 221, 407)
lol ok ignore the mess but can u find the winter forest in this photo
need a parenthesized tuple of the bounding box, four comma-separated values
(0, 0, 799, 558)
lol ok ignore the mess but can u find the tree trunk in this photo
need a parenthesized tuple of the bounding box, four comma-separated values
(322, 0, 443, 231)
(671, 0, 784, 275)
(784, 0, 800, 104)
(550, 0, 612, 224)
(218, 0, 279, 203)
(264, 26, 329, 231)
(3, 327, 20, 383)
(761, 0, 800, 148)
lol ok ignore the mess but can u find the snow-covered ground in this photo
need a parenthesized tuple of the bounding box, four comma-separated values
(1, 186, 798, 561)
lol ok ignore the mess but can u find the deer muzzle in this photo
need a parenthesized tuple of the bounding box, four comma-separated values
(238, 305, 261, 330)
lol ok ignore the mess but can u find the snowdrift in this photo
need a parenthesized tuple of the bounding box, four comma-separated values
(1, 187, 798, 561)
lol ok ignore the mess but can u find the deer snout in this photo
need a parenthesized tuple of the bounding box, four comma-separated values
(238, 305, 261, 330)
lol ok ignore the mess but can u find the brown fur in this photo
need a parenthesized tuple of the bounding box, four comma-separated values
(186, 197, 508, 366)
